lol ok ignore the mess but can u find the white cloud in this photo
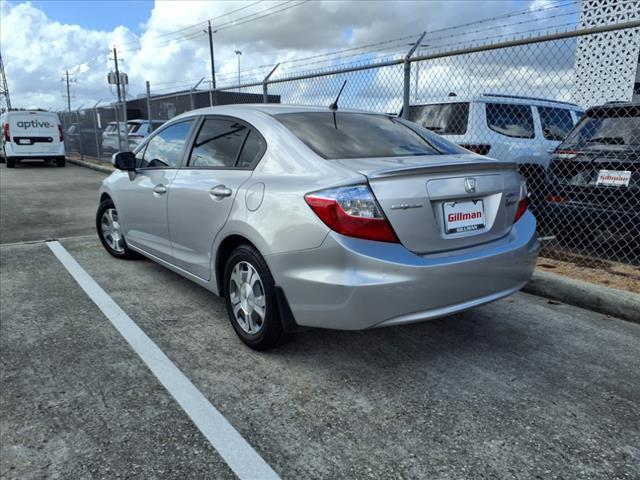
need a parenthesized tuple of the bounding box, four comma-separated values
(0, 0, 580, 111)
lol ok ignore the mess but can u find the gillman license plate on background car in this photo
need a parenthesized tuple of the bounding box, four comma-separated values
(443, 200, 485, 234)
(596, 170, 632, 187)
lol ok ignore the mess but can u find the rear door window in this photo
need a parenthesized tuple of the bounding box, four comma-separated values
(539, 107, 575, 141)
(408, 103, 469, 135)
(486, 103, 534, 138)
(189, 118, 248, 168)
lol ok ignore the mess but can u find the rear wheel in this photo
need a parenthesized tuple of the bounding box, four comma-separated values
(223, 244, 289, 350)
(56, 157, 66, 167)
(96, 199, 139, 259)
(6, 157, 16, 168)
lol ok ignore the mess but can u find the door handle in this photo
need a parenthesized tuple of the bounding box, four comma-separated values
(209, 185, 232, 198)
(153, 184, 167, 195)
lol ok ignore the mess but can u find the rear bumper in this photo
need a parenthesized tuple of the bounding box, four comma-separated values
(546, 202, 640, 234)
(267, 211, 540, 330)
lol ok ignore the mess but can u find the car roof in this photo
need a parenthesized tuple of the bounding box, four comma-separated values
(412, 93, 583, 110)
(173, 103, 383, 120)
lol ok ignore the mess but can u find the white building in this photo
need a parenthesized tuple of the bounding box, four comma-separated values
(572, 0, 640, 107)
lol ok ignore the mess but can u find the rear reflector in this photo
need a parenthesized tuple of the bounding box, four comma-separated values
(3, 123, 9, 142)
(460, 144, 491, 155)
(305, 185, 399, 243)
(514, 181, 528, 223)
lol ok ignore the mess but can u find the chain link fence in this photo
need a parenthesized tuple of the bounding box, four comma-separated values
(59, 18, 640, 267)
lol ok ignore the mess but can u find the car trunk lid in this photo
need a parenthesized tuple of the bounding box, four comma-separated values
(336, 154, 522, 254)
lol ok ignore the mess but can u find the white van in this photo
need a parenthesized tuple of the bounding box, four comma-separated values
(0, 110, 66, 168)
(406, 94, 584, 176)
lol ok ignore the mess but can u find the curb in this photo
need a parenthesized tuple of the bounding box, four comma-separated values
(523, 270, 640, 324)
(67, 157, 114, 174)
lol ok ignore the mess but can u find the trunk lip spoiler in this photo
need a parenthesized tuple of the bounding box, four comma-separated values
(358, 160, 518, 179)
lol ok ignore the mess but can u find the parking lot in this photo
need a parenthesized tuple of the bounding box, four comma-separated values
(1, 162, 639, 479)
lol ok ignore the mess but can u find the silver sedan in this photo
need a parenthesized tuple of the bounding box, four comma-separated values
(97, 105, 539, 350)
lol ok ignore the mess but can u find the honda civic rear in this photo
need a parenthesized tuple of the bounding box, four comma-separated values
(267, 111, 540, 330)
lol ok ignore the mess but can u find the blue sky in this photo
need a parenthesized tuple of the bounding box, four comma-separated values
(29, 0, 153, 32)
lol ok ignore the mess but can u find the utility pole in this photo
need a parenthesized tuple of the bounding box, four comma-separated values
(207, 21, 216, 90)
(112, 47, 128, 151)
(65, 70, 71, 112)
(235, 50, 242, 92)
(0, 52, 11, 112)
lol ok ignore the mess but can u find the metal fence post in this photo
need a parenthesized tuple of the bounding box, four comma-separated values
(146, 81, 154, 132)
(402, 31, 426, 119)
(190, 78, 205, 111)
(92, 100, 102, 161)
(75, 107, 84, 160)
(262, 63, 280, 104)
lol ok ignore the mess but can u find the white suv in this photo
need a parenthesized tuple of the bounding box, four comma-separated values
(407, 94, 584, 179)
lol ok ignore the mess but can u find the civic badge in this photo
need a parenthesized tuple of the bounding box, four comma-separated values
(464, 177, 477, 193)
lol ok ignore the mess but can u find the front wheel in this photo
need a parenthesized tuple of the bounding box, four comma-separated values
(223, 245, 289, 350)
(96, 199, 139, 259)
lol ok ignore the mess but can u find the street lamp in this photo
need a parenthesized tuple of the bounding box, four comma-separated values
(408, 42, 429, 102)
(235, 50, 242, 92)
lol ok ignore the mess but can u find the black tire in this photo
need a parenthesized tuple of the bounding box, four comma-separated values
(6, 157, 15, 168)
(96, 199, 139, 259)
(223, 244, 289, 350)
(56, 157, 66, 167)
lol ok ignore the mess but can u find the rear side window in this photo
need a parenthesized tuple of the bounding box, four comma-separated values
(140, 120, 194, 168)
(539, 107, 575, 141)
(189, 118, 248, 168)
(275, 112, 440, 159)
(237, 131, 266, 168)
(486, 103, 534, 139)
(128, 123, 142, 133)
(408, 103, 469, 135)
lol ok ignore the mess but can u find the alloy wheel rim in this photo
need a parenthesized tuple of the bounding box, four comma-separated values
(229, 261, 266, 335)
(101, 208, 125, 253)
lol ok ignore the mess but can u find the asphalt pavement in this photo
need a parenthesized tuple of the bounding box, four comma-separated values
(1, 161, 639, 479)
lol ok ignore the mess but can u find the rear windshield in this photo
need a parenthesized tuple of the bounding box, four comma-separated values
(561, 109, 640, 151)
(408, 103, 469, 135)
(274, 112, 464, 159)
(128, 123, 142, 133)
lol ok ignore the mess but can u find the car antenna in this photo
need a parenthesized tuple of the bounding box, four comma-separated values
(329, 80, 347, 111)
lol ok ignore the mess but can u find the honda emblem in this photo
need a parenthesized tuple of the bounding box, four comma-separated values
(464, 177, 477, 193)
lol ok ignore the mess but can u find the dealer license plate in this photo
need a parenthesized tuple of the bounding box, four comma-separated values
(596, 170, 631, 187)
(443, 200, 485, 234)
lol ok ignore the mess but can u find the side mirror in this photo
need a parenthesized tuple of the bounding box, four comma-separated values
(112, 151, 136, 171)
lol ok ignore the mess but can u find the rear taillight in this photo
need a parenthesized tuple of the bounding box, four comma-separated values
(58, 125, 64, 142)
(460, 144, 491, 155)
(3, 123, 9, 142)
(545, 194, 565, 204)
(514, 181, 528, 223)
(305, 185, 399, 243)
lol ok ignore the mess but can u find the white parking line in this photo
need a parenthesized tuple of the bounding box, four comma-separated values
(46, 240, 280, 480)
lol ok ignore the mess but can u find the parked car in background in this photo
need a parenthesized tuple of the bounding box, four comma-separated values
(0, 110, 66, 167)
(545, 102, 639, 262)
(97, 104, 539, 350)
(102, 121, 130, 153)
(126, 119, 165, 149)
(102, 120, 165, 152)
(406, 93, 584, 182)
